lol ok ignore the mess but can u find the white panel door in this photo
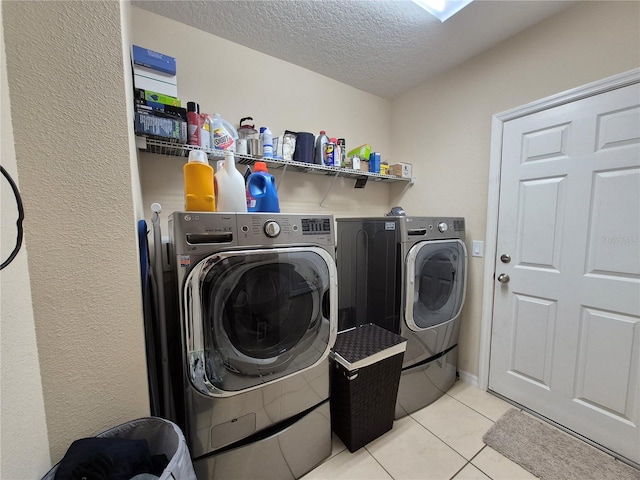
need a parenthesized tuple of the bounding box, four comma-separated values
(489, 82, 640, 463)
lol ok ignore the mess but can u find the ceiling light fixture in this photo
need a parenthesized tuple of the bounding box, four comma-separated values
(412, 0, 473, 22)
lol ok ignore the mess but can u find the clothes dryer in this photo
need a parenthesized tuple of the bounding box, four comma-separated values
(336, 216, 467, 418)
(167, 212, 337, 479)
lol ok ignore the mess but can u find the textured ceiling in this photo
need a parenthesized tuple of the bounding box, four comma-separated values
(133, 0, 575, 99)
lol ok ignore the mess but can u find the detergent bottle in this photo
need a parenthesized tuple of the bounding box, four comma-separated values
(210, 113, 238, 151)
(247, 162, 280, 213)
(215, 150, 248, 212)
(315, 131, 329, 165)
(183, 150, 215, 212)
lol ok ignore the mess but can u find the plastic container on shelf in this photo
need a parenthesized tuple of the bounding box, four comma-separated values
(324, 138, 337, 166)
(369, 152, 381, 173)
(261, 126, 273, 158)
(315, 131, 329, 165)
(247, 161, 280, 213)
(200, 114, 212, 150)
(215, 150, 248, 212)
(210, 113, 238, 151)
(183, 150, 215, 212)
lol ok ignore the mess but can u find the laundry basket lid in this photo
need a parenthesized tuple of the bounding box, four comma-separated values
(331, 323, 406, 371)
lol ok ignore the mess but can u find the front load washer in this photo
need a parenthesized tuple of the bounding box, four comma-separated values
(167, 212, 337, 479)
(336, 216, 467, 418)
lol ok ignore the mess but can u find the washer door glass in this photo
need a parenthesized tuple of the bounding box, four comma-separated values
(184, 247, 335, 394)
(405, 240, 467, 331)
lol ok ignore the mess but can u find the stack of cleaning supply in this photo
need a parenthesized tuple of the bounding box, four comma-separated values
(246, 162, 280, 213)
(183, 150, 215, 212)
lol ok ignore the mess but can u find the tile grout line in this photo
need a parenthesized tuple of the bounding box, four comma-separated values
(407, 411, 476, 468)
(409, 393, 498, 455)
(445, 391, 507, 424)
(448, 445, 492, 480)
(364, 445, 396, 480)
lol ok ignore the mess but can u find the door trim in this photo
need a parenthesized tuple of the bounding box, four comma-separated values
(478, 68, 640, 390)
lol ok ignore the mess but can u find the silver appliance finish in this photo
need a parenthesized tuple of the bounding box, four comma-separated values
(168, 212, 337, 477)
(398, 217, 467, 418)
(399, 218, 467, 366)
(336, 216, 467, 419)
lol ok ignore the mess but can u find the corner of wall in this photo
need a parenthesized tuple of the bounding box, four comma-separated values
(0, 5, 51, 476)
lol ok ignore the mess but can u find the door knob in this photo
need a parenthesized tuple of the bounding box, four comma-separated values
(497, 273, 510, 283)
(500, 254, 511, 264)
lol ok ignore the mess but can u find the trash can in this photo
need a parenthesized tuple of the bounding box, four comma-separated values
(41, 417, 196, 480)
(330, 323, 407, 452)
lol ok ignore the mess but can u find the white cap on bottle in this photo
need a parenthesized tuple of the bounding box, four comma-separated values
(188, 150, 208, 164)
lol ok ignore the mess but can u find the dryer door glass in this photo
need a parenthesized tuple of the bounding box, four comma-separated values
(185, 247, 335, 393)
(406, 240, 466, 330)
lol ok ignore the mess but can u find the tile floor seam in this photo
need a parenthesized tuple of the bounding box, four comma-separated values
(447, 445, 493, 479)
(408, 412, 474, 464)
(448, 460, 471, 480)
(468, 445, 499, 480)
(363, 445, 396, 480)
(446, 393, 502, 424)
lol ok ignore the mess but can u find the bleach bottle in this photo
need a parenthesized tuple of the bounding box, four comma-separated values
(215, 150, 248, 212)
(183, 150, 215, 212)
(210, 113, 238, 151)
(247, 161, 280, 213)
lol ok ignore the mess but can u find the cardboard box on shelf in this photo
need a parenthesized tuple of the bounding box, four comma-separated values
(132, 45, 178, 97)
(389, 163, 412, 178)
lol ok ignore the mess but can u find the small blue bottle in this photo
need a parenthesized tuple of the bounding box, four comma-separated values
(247, 161, 280, 213)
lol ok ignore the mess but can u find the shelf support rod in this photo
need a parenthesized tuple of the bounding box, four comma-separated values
(319, 171, 340, 207)
(276, 164, 288, 191)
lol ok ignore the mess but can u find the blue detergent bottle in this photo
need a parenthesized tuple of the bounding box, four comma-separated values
(247, 161, 280, 213)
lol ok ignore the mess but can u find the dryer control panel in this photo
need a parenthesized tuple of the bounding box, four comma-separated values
(400, 216, 465, 241)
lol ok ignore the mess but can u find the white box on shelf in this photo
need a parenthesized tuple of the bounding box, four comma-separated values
(132, 45, 177, 97)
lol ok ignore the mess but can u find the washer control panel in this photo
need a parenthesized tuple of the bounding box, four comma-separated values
(237, 213, 334, 247)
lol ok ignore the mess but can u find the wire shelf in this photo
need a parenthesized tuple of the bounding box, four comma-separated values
(138, 137, 411, 184)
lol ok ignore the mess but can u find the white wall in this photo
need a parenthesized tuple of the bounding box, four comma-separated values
(130, 7, 397, 234)
(391, 0, 640, 377)
(2, 0, 148, 470)
(0, 5, 51, 476)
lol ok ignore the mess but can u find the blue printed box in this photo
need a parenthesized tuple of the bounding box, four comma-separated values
(132, 45, 177, 97)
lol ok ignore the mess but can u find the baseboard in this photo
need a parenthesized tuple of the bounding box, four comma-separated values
(457, 370, 479, 389)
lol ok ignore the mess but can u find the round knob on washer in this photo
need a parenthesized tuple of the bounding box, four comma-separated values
(264, 220, 281, 238)
(438, 222, 449, 233)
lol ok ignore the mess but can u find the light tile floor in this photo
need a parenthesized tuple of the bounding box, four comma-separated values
(301, 380, 538, 480)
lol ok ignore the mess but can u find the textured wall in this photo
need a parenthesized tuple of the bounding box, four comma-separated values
(2, 0, 149, 467)
(390, 0, 640, 378)
(0, 5, 51, 476)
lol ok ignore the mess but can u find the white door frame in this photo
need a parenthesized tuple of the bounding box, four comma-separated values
(478, 68, 640, 391)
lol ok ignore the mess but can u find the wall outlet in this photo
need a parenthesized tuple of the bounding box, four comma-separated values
(472, 240, 484, 257)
